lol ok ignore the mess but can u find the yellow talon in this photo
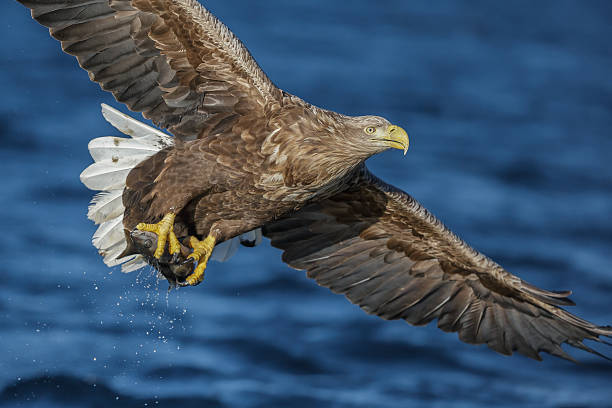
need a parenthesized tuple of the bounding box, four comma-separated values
(136, 212, 181, 259)
(183, 235, 216, 286)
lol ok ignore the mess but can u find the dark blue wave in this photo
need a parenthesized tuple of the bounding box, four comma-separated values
(0, 375, 223, 408)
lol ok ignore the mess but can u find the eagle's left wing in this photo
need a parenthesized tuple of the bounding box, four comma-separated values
(264, 168, 612, 361)
(18, 0, 283, 140)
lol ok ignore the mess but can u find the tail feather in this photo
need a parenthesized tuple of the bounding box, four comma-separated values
(80, 156, 150, 191)
(101, 103, 173, 144)
(102, 241, 131, 268)
(88, 137, 161, 162)
(92, 217, 125, 252)
(209, 229, 263, 262)
(87, 190, 124, 224)
(210, 237, 240, 262)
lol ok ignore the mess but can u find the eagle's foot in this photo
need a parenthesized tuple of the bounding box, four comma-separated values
(180, 235, 217, 286)
(136, 212, 181, 259)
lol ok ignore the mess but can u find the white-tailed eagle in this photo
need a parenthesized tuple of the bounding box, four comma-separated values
(18, 0, 611, 361)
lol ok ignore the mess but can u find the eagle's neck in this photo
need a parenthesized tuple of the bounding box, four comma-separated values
(262, 107, 372, 194)
(274, 135, 369, 195)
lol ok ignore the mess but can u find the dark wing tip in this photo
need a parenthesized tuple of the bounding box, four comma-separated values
(568, 340, 612, 362)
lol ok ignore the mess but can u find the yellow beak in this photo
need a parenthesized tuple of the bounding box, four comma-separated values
(383, 125, 409, 155)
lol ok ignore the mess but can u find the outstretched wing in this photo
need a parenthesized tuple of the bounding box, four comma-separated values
(18, 0, 282, 139)
(264, 168, 612, 361)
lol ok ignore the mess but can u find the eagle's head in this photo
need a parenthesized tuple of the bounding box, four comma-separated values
(345, 115, 409, 156)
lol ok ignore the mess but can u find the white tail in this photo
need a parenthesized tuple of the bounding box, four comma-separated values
(81, 104, 173, 272)
(81, 104, 261, 273)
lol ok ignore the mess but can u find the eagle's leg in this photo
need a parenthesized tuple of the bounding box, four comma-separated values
(136, 212, 181, 259)
(180, 235, 217, 286)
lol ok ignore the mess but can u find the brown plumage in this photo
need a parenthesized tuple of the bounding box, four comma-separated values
(19, 0, 612, 361)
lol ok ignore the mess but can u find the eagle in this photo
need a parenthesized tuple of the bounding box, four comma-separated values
(19, 0, 611, 362)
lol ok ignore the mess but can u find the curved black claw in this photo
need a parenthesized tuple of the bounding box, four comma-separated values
(177, 277, 203, 287)
(170, 251, 181, 264)
(181, 256, 195, 266)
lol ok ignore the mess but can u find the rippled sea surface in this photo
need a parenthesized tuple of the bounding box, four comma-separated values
(2, 1, 612, 407)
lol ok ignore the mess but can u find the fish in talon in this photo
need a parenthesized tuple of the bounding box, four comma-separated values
(129, 229, 194, 285)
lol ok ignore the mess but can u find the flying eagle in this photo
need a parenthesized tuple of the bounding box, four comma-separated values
(19, 0, 611, 361)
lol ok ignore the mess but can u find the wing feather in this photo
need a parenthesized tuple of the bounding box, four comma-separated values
(264, 168, 612, 361)
(18, 0, 283, 140)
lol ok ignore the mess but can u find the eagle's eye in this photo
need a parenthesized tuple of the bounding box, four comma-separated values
(364, 126, 376, 135)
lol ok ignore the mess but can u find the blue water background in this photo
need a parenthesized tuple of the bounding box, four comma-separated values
(1, 1, 612, 407)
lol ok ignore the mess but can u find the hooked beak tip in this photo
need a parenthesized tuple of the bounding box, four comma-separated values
(384, 125, 409, 155)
